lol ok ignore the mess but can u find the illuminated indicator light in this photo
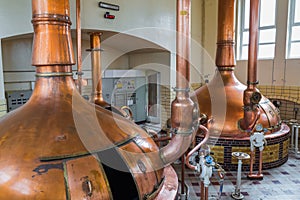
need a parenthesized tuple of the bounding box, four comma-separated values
(104, 12, 115, 19)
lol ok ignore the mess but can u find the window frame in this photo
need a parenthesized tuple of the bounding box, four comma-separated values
(238, 0, 278, 60)
(287, 0, 300, 58)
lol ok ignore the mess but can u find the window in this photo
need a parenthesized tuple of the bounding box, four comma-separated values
(287, 0, 300, 58)
(238, 0, 277, 60)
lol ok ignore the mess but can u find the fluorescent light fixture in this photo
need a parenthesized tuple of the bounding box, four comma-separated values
(99, 2, 119, 11)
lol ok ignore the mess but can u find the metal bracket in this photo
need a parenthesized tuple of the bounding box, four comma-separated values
(176, 129, 194, 136)
(172, 87, 190, 93)
(86, 48, 104, 52)
(247, 80, 259, 85)
(36, 72, 73, 77)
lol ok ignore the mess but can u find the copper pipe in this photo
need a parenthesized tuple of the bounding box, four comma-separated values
(153, 136, 172, 142)
(247, 0, 259, 89)
(185, 125, 209, 171)
(181, 155, 185, 195)
(248, 150, 264, 179)
(248, 151, 255, 176)
(215, 0, 236, 68)
(205, 187, 209, 200)
(200, 182, 208, 200)
(89, 32, 109, 107)
(32, 1, 75, 66)
(176, 0, 191, 89)
(185, 125, 210, 200)
(174, 2, 192, 195)
(241, 107, 261, 131)
(157, 0, 196, 166)
(89, 33, 134, 120)
(258, 150, 263, 175)
(143, 128, 159, 146)
(240, 0, 262, 131)
(76, 0, 82, 94)
(201, 182, 205, 200)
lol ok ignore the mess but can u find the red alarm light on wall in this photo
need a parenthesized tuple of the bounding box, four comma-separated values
(104, 12, 115, 19)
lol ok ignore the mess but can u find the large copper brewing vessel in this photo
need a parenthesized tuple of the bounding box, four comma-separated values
(194, 0, 289, 171)
(195, 0, 283, 138)
(0, 0, 192, 199)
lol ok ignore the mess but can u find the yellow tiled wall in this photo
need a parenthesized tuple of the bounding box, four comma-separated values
(258, 85, 300, 104)
(262, 144, 280, 163)
(191, 83, 203, 91)
(160, 85, 173, 130)
(231, 147, 251, 165)
(258, 85, 300, 120)
(283, 139, 290, 158)
(210, 145, 225, 163)
(0, 99, 7, 117)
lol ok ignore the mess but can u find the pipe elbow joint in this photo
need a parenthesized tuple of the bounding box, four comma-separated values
(171, 97, 198, 132)
(243, 89, 261, 106)
(240, 89, 262, 131)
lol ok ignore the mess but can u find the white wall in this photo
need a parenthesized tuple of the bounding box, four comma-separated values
(0, 0, 176, 41)
(0, 0, 208, 117)
(0, 40, 5, 99)
(198, 0, 300, 88)
(0, 0, 177, 89)
(0, 0, 32, 38)
(129, 52, 171, 86)
(190, 0, 218, 84)
(235, 0, 300, 87)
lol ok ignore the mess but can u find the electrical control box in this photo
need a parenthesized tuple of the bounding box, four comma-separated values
(103, 77, 146, 122)
(6, 90, 32, 112)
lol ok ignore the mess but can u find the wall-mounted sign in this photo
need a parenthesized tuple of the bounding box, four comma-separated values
(99, 2, 120, 11)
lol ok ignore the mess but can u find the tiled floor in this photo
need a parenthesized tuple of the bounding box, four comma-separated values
(173, 153, 300, 200)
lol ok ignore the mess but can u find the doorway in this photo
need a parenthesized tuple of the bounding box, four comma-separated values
(147, 72, 160, 124)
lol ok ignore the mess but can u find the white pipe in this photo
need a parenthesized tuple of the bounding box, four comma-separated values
(291, 124, 295, 149)
(232, 158, 244, 199)
(294, 125, 300, 157)
(295, 125, 299, 153)
(236, 159, 242, 194)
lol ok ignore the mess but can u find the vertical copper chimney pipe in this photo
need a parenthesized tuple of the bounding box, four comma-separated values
(172, 0, 194, 197)
(215, 0, 236, 68)
(175, 0, 191, 89)
(240, 0, 262, 131)
(76, 0, 83, 94)
(32, 0, 75, 67)
(171, 0, 194, 135)
(88, 32, 133, 120)
(247, 0, 259, 89)
(89, 32, 109, 107)
(152, 0, 197, 168)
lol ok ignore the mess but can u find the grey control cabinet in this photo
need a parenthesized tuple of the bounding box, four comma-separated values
(135, 77, 147, 122)
(102, 77, 147, 122)
(6, 90, 32, 112)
